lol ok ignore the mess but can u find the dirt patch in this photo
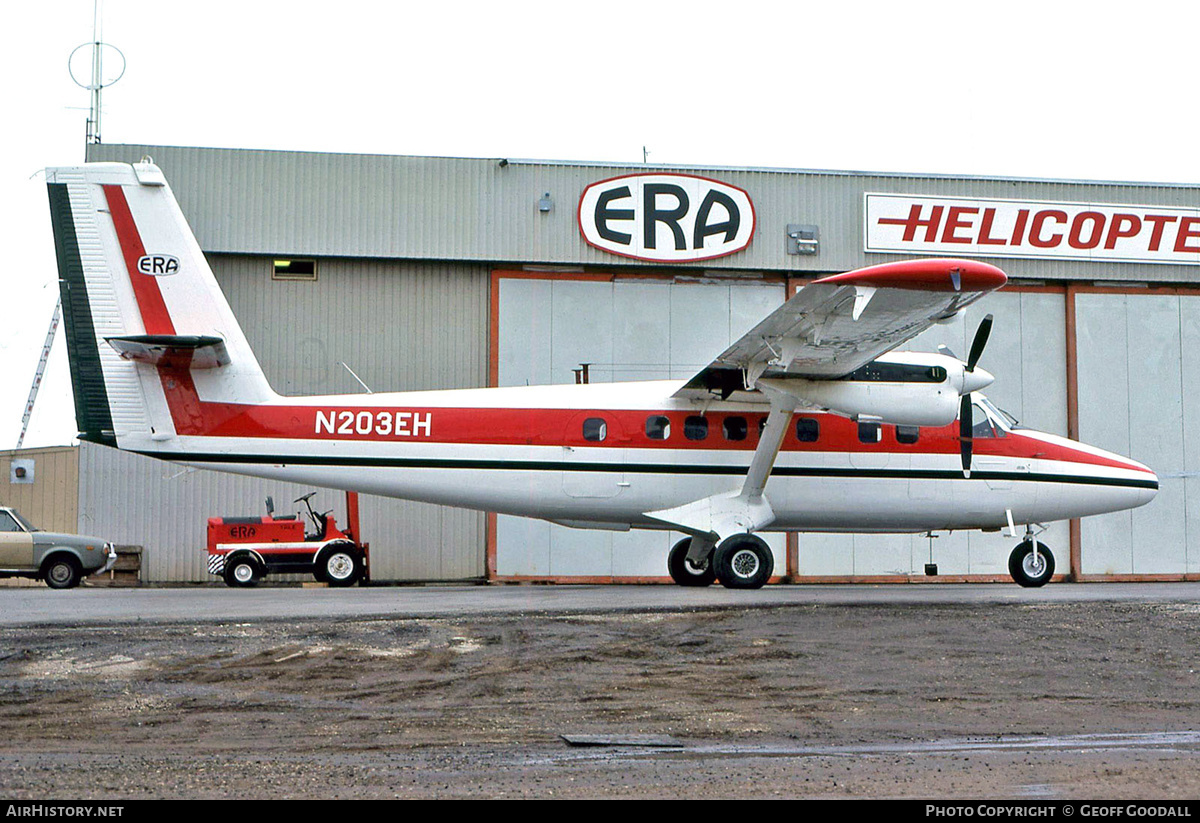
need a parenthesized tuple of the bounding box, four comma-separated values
(2, 601, 1199, 798)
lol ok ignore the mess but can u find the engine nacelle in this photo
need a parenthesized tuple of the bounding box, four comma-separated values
(759, 352, 984, 427)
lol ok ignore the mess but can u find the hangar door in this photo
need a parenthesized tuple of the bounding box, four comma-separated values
(1075, 291, 1198, 575)
(795, 289, 1071, 577)
(494, 274, 787, 579)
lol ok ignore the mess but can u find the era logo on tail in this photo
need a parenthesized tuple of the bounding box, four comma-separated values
(137, 254, 181, 276)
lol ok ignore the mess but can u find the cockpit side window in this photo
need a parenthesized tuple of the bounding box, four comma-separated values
(970, 403, 1006, 439)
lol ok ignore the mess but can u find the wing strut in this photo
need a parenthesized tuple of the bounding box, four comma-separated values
(644, 387, 798, 555)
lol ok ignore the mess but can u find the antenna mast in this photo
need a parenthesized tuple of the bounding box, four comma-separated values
(69, 0, 125, 146)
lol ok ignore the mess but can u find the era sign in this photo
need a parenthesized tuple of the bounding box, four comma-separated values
(578, 173, 755, 263)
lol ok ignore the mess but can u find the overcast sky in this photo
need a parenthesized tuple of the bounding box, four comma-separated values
(4, 0, 1199, 448)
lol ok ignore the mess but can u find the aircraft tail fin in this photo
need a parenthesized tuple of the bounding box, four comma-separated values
(45, 161, 275, 449)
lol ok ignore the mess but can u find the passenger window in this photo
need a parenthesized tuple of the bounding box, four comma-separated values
(896, 425, 919, 445)
(795, 417, 819, 443)
(723, 416, 748, 441)
(645, 415, 670, 440)
(0, 512, 20, 532)
(582, 418, 607, 442)
(858, 421, 882, 443)
(684, 415, 708, 441)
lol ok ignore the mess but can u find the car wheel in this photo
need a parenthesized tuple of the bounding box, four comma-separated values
(224, 556, 261, 588)
(318, 544, 362, 587)
(43, 556, 82, 590)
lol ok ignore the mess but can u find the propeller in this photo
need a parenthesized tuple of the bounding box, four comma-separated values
(960, 395, 973, 477)
(959, 314, 993, 477)
(966, 314, 993, 373)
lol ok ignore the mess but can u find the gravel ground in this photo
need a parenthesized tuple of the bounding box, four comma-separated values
(2, 599, 1200, 798)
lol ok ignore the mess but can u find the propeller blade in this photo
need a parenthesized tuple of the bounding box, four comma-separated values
(966, 314, 993, 373)
(960, 394, 973, 477)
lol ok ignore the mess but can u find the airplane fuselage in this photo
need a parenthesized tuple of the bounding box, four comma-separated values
(126, 379, 1158, 535)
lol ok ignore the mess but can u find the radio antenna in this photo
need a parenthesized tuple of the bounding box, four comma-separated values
(68, 0, 125, 146)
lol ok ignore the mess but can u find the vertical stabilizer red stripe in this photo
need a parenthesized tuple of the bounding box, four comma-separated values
(103, 184, 176, 335)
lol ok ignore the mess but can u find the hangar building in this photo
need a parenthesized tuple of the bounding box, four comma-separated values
(23, 142, 1197, 584)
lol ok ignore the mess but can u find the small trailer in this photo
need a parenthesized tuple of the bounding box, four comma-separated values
(207, 491, 369, 587)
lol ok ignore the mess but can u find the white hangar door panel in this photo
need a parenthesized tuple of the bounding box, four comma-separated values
(495, 276, 786, 579)
(1076, 293, 1191, 575)
(796, 290, 1070, 577)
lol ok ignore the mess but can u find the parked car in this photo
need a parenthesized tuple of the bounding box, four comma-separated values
(0, 507, 116, 589)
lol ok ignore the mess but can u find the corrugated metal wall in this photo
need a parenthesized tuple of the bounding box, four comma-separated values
(76, 256, 489, 583)
(212, 255, 487, 397)
(0, 447, 79, 535)
(1075, 291, 1198, 575)
(86, 143, 1200, 284)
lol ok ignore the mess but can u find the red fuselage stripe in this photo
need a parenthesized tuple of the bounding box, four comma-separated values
(150, 382, 1144, 473)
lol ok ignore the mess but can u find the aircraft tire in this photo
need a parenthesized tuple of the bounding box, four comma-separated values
(667, 537, 716, 587)
(714, 534, 773, 590)
(1008, 540, 1054, 588)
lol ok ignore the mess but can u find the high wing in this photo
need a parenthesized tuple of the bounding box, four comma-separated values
(675, 258, 1007, 400)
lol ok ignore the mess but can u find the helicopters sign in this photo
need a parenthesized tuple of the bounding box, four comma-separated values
(865, 193, 1200, 266)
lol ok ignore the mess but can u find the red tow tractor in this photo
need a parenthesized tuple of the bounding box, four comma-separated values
(207, 491, 370, 587)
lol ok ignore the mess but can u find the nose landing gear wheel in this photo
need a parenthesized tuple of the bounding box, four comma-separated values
(714, 534, 773, 590)
(1008, 540, 1055, 588)
(667, 537, 716, 587)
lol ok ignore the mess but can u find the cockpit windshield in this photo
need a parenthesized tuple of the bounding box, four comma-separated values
(965, 394, 1017, 439)
(978, 396, 1019, 431)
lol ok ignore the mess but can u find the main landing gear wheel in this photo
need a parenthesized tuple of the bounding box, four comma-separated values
(667, 537, 716, 587)
(317, 544, 363, 587)
(714, 534, 774, 590)
(1009, 540, 1055, 588)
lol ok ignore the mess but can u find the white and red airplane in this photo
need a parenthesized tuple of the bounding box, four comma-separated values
(44, 161, 1159, 589)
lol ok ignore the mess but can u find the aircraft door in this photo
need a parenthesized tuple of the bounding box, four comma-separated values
(848, 420, 891, 469)
(562, 413, 627, 498)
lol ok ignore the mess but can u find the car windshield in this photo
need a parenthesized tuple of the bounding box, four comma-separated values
(9, 510, 37, 531)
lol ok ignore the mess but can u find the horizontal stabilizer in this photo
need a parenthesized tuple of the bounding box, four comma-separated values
(105, 335, 231, 370)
